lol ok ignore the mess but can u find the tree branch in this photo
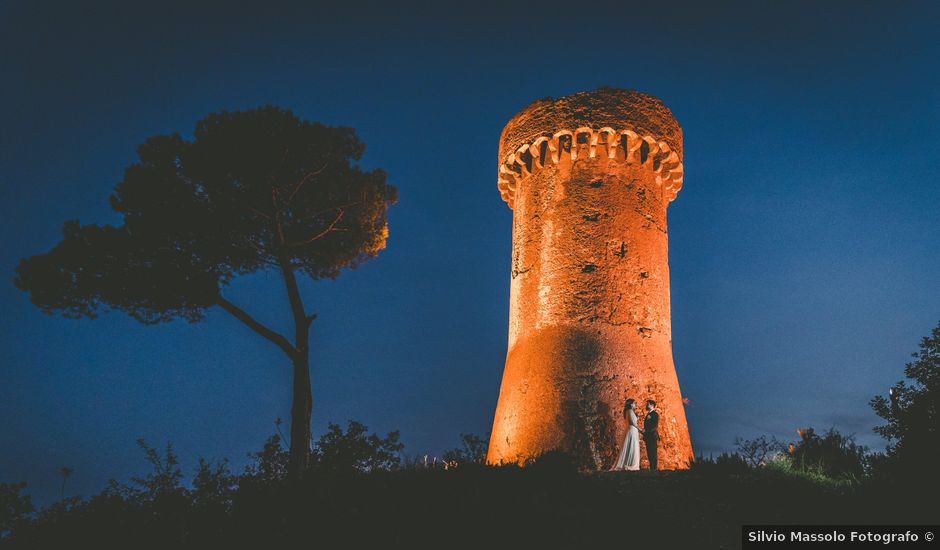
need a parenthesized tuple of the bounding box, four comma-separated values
(304, 201, 360, 221)
(286, 209, 346, 248)
(272, 188, 286, 245)
(214, 295, 297, 359)
(249, 207, 271, 220)
(288, 163, 328, 203)
(277, 254, 311, 354)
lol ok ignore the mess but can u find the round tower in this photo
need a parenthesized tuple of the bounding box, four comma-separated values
(486, 88, 693, 469)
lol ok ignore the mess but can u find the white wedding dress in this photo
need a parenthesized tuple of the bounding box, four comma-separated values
(613, 409, 640, 471)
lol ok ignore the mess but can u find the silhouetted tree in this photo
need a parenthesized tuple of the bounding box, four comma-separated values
(312, 421, 403, 473)
(870, 320, 940, 480)
(442, 433, 489, 466)
(734, 435, 785, 467)
(130, 440, 185, 500)
(58, 468, 73, 500)
(242, 435, 290, 486)
(189, 458, 236, 546)
(14, 107, 397, 478)
(191, 459, 236, 512)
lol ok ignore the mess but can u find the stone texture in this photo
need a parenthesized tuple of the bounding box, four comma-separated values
(486, 88, 693, 470)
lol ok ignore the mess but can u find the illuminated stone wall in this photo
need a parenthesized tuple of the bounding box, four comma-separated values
(486, 88, 693, 470)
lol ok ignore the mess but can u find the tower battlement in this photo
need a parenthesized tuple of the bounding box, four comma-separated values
(497, 126, 684, 208)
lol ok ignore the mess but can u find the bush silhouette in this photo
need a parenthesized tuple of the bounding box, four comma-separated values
(690, 452, 751, 475)
(788, 428, 867, 481)
(442, 433, 489, 467)
(311, 420, 404, 474)
(3, 421, 940, 549)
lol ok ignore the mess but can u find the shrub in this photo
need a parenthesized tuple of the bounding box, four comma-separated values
(690, 453, 751, 475)
(442, 433, 489, 467)
(311, 420, 404, 474)
(788, 428, 867, 481)
(241, 435, 289, 486)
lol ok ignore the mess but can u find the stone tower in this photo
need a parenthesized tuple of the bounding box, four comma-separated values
(486, 88, 693, 470)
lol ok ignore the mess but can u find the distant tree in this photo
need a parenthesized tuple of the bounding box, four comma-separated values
(130, 439, 185, 501)
(734, 435, 785, 467)
(442, 433, 489, 466)
(312, 421, 404, 473)
(870, 321, 940, 480)
(14, 107, 397, 478)
(58, 468, 73, 500)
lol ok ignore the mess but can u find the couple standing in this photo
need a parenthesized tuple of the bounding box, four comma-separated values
(612, 398, 659, 471)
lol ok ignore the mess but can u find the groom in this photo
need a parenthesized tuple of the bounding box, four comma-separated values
(644, 400, 660, 470)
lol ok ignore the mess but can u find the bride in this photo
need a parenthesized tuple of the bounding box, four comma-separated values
(612, 398, 641, 471)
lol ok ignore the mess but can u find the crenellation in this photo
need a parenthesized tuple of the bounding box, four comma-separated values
(497, 126, 685, 208)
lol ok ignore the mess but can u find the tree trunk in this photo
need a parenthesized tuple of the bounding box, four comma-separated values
(288, 350, 312, 478)
(215, 255, 315, 480)
(279, 254, 314, 480)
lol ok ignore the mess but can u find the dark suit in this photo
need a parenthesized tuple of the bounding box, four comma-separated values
(643, 410, 660, 470)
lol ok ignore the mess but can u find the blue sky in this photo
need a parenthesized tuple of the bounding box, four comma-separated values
(1, 0, 938, 503)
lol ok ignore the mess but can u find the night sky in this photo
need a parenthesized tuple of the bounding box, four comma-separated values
(2, 1, 938, 504)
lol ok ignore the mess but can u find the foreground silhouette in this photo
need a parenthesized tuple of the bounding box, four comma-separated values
(1, 439, 934, 549)
(870, 320, 940, 483)
(14, 107, 398, 478)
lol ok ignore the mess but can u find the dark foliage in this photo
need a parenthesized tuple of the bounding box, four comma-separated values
(442, 433, 489, 466)
(130, 440, 185, 498)
(693, 428, 865, 482)
(311, 420, 403, 474)
(870, 320, 940, 482)
(690, 452, 751, 475)
(0, 422, 402, 549)
(14, 106, 397, 323)
(788, 428, 867, 481)
(734, 435, 786, 467)
(3, 449, 934, 549)
(0, 484, 33, 539)
(241, 435, 289, 487)
(191, 459, 237, 511)
(5, 411, 940, 549)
